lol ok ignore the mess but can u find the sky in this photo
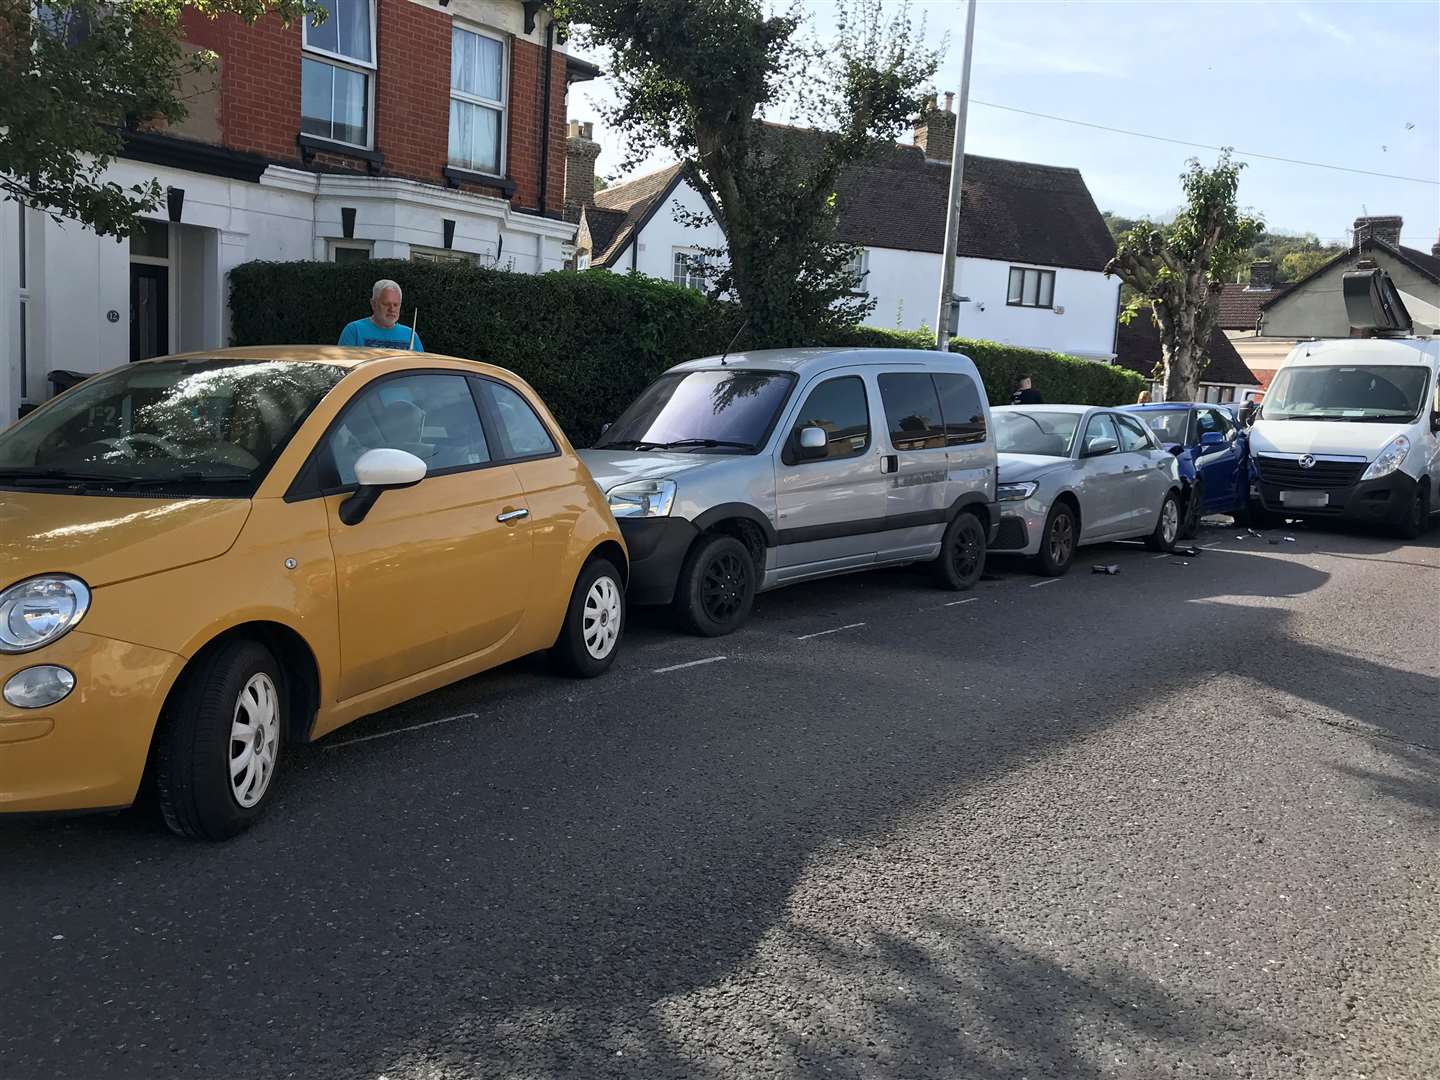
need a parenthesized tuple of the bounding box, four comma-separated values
(567, 0, 1440, 248)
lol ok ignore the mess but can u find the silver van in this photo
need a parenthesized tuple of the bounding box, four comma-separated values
(579, 348, 999, 635)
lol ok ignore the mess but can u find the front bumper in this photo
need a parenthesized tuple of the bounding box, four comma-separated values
(992, 498, 1044, 555)
(1254, 469, 1419, 526)
(0, 632, 184, 814)
(616, 517, 700, 606)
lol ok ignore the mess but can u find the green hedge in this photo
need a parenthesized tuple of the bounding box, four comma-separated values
(228, 260, 1143, 444)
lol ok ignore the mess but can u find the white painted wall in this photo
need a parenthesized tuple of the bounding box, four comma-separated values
(612, 180, 727, 281)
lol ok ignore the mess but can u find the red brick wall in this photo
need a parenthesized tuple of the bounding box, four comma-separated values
(180, 3, 570, 214)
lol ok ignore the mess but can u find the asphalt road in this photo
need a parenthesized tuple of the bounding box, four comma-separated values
(2, 520, 1437, 1080)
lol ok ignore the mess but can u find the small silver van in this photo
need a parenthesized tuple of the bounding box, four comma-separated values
(580, 348, 999, 635)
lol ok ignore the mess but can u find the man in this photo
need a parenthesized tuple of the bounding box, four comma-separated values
(338, 279, 424, 350)
(1011, 373, 1043, 405)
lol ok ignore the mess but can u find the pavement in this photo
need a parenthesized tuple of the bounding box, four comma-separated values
(1, 520, 1436, 1080)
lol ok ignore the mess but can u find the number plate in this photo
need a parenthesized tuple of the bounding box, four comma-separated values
(1279, 490, 1328, 508)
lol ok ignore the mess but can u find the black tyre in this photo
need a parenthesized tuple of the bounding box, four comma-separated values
(1179, 480, 1204, 539)
(1033, 501, 1076, 577)
(550, 557, 626, 677)
(933, 511, 986, 590)
(1394, 483, 1430, 541)
(155, 639, 284, 841)
(673, 533, 755, 637)
(1145, 490, 1182, 552)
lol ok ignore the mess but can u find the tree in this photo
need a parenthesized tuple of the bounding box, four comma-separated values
(1106, 153, 1263, 401)
(0, 0, 312, 238)
(554, 0, 938, 345)
(1278, 247, 1338, 282)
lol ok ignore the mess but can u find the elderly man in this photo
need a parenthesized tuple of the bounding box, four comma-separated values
(338, 279, 424, 350)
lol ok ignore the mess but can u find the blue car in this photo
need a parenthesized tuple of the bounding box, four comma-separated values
(1121, 403, 1249, 537)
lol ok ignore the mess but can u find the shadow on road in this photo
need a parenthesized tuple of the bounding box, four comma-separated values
(0, 535, 1428, 1078)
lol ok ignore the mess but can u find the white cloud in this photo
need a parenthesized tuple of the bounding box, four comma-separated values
(1295, 6, 1358, 46)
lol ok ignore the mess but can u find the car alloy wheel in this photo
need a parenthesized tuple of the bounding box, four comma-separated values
(1048, 512, 1074, 567)
(582, 574, 623, 660)
(1160, 497, 1180, 546)
(229, 673, 280, 809)
(702, 550, 749, 622)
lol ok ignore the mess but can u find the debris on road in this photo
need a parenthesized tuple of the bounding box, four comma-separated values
(1283, 536, 1297, 543)
(1177, 546, 1201, 556)
(1092, 564, 1121, 575)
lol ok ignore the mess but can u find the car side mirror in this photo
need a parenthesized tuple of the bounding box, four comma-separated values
(600, 422, 611, 437)
(340, 448, 427, 526)
(1199, 431, 1225, 448)
(797, 425, 828, 460)
(1432, 411, 1440, 433)
(1084, 437, 1118, 458)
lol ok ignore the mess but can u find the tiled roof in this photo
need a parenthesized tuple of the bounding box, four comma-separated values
(589, 164, 685, 267)
(1216, 282, 1288, 331)
(1114, 308, 1259, 387)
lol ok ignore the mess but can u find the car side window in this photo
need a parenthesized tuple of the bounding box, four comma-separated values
(1081, 413, 1120, 456)
(878, 372, 945, 451)
(787, 375, 870, 463)
(1203, 407, 1233, 440)
(934, 373, 987, 445)
(1114, 413, 1153, 453)
(1195, 408, 1223, 439)
(475, 380, 559, 461)
(328, 373, 489, 486)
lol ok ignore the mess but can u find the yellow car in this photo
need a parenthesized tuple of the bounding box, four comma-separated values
(0, 347, 627, 839)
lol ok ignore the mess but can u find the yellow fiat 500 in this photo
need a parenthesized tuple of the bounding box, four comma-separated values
(0, 348, 627, 839)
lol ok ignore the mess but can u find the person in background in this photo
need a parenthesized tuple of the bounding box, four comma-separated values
(1011, 373, 1043, 405)
(1136, 389, 1152, 404)
(339, 279, 423, 350)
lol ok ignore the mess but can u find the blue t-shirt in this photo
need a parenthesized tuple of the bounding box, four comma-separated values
(338, 318, 423, 351)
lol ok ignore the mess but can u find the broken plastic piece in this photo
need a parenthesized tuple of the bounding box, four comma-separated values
(1092, 564, 1121, 575)
(1177, 546, 1201, 556)
(1283, 536, 1296, 543)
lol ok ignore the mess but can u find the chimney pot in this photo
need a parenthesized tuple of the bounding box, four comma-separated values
(1431, 229, 1440, 258)
(943, 91, 955, 112)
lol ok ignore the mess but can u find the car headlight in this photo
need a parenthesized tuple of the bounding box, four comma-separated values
(0, 576, 91, 653)
(996, 481, 1039, 502)
(1360, 435, 1410, 481)
(607, 479, 677, 519)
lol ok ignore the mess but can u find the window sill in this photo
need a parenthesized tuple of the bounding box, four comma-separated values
(298, 134, 384, 174)
(443, 167, 517, 198)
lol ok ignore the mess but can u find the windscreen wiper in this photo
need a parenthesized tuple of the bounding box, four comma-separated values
(654, 438, 755, 451)
(596, 439, 670, 451)
(0, 469, 139, 489)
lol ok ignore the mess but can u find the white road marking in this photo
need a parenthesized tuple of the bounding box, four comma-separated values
(946, 597, 979, 606)
(1029, 578, 1060, 588)
(1151, 553, 1171, 560)
(652, 656, 728, 674)
(796, 622, 867, 641)
(325, 711, 480, 750)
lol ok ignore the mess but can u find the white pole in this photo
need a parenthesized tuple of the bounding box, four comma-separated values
(934, 0, 977, 350)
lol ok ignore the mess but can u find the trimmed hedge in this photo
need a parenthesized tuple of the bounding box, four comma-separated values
(229, 260, 1143, 444)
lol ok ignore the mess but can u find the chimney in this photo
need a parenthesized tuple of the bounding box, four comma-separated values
(1248, 259, 1276, 288)
(1432, 229, 1439, 258)
(1352, 214, 1403, 248)
(564, 120, 601, 214)
(912, 94, 955, 164)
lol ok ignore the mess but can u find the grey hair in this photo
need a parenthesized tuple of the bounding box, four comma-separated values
(371, 279, 402, 302)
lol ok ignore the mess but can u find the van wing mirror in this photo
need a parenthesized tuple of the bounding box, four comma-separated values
(797, 425, 828, 460)
(1199, 431, 1226, 448)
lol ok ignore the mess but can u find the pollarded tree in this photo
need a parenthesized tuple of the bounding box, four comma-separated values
(1107, 152, 1264, 401)
(1, 0, 314, 238)
(555, 0, 939, 345)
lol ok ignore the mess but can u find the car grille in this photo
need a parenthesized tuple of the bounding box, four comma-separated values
(1255, 455, 1365, 490)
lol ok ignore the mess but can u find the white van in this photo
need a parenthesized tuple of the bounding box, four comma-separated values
(1248, 336, 1440, 538)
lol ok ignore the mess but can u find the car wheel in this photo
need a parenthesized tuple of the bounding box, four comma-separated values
(1394, 484, 1429, 540)
(674, 533, 755, 636)
(933, 511, 986, 590)
(1179, 480, 1203, 539)
(155, 639, 284, 841)
(1145, 491, 1182, 552)
(1033, 502, 1076, 577)
(550, 557, 626, 677)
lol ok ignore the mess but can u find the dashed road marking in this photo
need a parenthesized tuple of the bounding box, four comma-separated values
(326, 711, 480, 750)
(652, 656, 728, 674)
(796, 622, 867, 641)
(946, 597, 979, 606)
(1029, 578, 1060, 588)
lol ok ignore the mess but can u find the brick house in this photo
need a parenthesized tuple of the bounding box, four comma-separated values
(0, 0, 596, 421)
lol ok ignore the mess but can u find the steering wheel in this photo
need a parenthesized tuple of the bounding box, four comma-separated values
(100, 433, 187, 460)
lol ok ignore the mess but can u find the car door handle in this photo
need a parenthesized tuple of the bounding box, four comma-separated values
(880, 454, 898, 474)
(496, 508, 529, 523)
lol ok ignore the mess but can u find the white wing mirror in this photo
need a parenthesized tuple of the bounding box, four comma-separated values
(341, 448, 427, 525)
(797, 425, 828, 459)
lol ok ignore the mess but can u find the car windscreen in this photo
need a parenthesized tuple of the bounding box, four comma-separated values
(0, 360, 346, 496)
(1263, 365, 1430, 422)
(1134, 408, 1190, 445)
(993, 410, 1080, 456)
(594, 369, 795, 452)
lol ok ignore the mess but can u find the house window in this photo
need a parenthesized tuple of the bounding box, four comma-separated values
(449, 26, 506, 175)
(1007, 266, 1055, 309)
(301, 0, 375, 148)
(673, 249, 706, 290)
(843, 248, 868, 292)
(330, 241, 371, 263)
(575, 252, 590, 270)
(411, 247, 474, 266)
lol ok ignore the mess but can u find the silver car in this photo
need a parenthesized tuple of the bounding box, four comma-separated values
(991, 404, 1182, 575)
(580, 348, 999, 635)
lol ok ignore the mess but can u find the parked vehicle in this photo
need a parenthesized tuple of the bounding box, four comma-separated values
(580, 348, 999, 635)
(991, 405, 1183, 575)
(1122, 402, 1250, 536)
(1249, 336, 1440, 538)
(0, 347, 627, 839)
